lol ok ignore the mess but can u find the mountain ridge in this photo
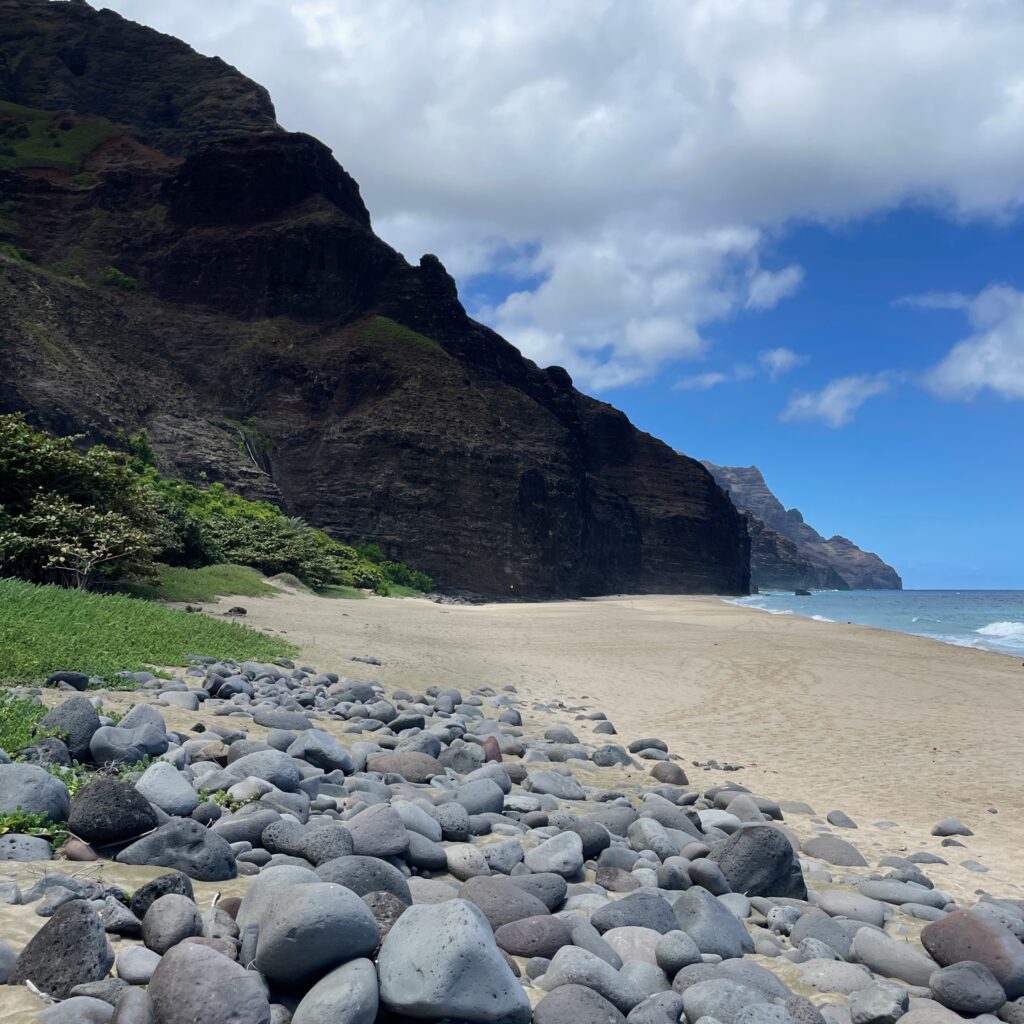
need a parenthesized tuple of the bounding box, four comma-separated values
(0, 0, 749, 600)
(701, 462, 901, 591)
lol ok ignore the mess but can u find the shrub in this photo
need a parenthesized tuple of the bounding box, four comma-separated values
(0, 413, 157, 587)
(98, 265, 139, 292)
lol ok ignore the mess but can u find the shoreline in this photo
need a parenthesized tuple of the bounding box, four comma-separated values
(723, 591, 1024, 659)
(209, 588, 1024, 902)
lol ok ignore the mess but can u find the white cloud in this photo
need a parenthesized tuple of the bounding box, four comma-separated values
(921, 285, 1024, 399)
(674, 372, 730, 391)
(746, 266, 805, 310)
(781, 374, 893, 427)
(99, 1, 1024, 388)
(759, 347, 808, 378)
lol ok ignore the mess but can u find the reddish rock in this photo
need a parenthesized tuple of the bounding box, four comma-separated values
(64, 838, 98, 861)
(922, 909, 1024, 1000)
(483, 737, 502, 763)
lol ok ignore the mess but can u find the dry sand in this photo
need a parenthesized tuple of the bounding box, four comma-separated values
(223, 588, 1024, 901)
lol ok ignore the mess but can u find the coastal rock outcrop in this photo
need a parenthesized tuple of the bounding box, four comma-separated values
(702, 462, 901, 591)
(0, 0, 748, 600)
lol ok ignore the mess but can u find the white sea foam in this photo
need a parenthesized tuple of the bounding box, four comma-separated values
(811, 614, 835, 622)
(976, 620, 1024, 637)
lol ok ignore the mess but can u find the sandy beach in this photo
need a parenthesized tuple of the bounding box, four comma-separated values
(218, 589, 1024, 903)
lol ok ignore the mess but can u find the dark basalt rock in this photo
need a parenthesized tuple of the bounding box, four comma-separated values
(703, 462, 901, 590)
(710, 824, 808, 900)
(10, 900, 114, 998)
(0, 0, 750, 602)
(68, 778, 159, 846)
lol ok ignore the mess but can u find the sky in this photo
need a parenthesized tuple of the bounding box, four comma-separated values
(98, 0, 1024, 589)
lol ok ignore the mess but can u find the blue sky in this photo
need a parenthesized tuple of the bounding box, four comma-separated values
(100, 0, 1024, 588)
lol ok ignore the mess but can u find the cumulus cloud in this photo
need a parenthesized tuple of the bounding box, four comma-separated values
(781, 374, 893, 427)
(99, 0, 1024, 388)
(920, 285, 1024, 399)
(759, 347, 808, 379)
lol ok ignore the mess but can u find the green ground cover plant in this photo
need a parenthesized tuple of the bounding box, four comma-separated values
(0, 578, 295, 684)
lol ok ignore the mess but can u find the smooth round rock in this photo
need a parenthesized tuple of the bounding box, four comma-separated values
(148, 942, 270, 1024)
(316, 856, 412, 904)
(534, 984, 627, 1023)
(291, 958, 378, 1024)
(142, 894, 203, 955)
(378, 898, 531, 1023)
(930, 961, 1009, 1014)
(255, 883, 379, 987)
(495, 915, 573, 959)
(0, 762, 70, 822)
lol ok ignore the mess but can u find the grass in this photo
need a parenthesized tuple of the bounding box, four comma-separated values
(123, 563, 279, 603)
(0, 578, 296, 685)
(0, 100, 120, 173)
(0, 689, 49, 751)
(318, 585, 369, 600)
(386, 584, 425, 598)
(358, 315, 443, 351)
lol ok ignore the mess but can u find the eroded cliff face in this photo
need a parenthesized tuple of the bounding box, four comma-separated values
(0, 0, 749, 599)
(702, 463, 901, 591)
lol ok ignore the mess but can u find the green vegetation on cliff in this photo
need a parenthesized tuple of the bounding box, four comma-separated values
(0, 415, 433, 596)
(0, 100, 119, 173)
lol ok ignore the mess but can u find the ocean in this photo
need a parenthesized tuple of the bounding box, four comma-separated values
(725, 589, 1024, 657)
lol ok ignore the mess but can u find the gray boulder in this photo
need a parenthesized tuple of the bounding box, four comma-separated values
(535, 984, 627, 1023)
(525, 832, 585, 878)
(673, 887, 755, 958)
(291, 958, 379, 1024)
(134, 761, 199, 817)
(287, 730, 353, 773)
(255, 882, 379, 986)
(0, 762, 70, 822)
(141, 894, 202, 955)
(0, 833, 54, 860)
(117, 819, 236, 881)
(680, 978, 771, 1024)
(89, 725, 168, 766)
(930, 961, 1008, 1015)
(235, 864, 319, 931)
(344, 804, 410, 857)
(849, 981, 909, 1024)
(148, 942, 270, 1024)
(802, 835, 868, 867)
(459, 875, 551, 929)
(539, 945, 647, 1014)
(378, 898, 531, 1023)
(628, 992, 687, 1024)
(316, 855, 412, 904)
(39, 697, 101, 761)
(525, 770, 587, 800)
(592, 893, 679, 936)
(851, 928, 939, 987)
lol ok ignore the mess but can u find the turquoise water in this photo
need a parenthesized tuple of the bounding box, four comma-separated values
(726, 590, 1024, 656)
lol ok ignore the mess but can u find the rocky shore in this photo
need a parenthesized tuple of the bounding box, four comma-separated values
(1, 655, 1022, 1024)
